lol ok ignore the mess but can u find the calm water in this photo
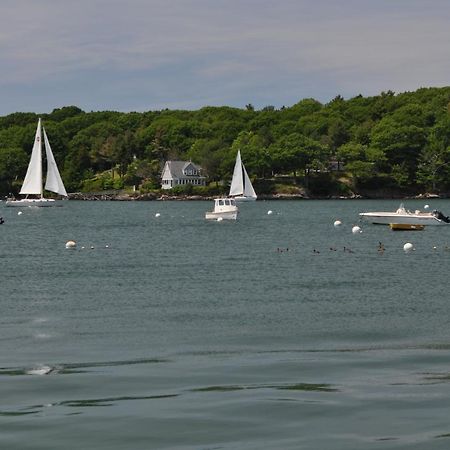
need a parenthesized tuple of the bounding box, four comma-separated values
(1, 199, 450, 449)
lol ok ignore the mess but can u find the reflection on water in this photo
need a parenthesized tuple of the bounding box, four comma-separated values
(193, 382, 337, 392)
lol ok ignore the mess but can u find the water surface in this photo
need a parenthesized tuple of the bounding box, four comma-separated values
(1, 199, 450, 449)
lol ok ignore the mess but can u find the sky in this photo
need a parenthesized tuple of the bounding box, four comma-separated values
(1, 0, 450, 115)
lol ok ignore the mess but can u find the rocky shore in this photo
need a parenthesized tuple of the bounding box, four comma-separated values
(69, 191, 448, 201)
(67, 192, 311, 201)
(66, 191, 448, 201)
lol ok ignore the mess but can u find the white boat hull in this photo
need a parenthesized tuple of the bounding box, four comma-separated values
(205, 211, 238, 220)
(5, 198, 64, 207)
(359, 212, 447, 226)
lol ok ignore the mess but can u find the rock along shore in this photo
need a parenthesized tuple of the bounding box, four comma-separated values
(67, 191, 446, 201)
(68, 192, 311, 201)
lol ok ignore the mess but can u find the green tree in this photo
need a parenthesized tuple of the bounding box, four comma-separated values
(370, 116, 426, 185)
(269, 133, 328, 184)
(230, 131, 270, 178)
(0, 147, 28, 193)
(416, 136, 450, 192)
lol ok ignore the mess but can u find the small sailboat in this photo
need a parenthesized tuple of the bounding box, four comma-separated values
(229, 150, 257, 201)
(6, 119, 68, 207)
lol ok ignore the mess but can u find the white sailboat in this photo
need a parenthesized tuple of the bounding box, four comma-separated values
(229, 150, 257, 201)
(6, 119, 68, 207)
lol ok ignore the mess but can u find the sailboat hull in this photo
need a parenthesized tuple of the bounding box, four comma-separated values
(5, 198, 64, 207)
(232, 195, 257, 202)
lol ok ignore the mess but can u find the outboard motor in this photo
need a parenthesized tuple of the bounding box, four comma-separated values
(432, 210, 450, 223)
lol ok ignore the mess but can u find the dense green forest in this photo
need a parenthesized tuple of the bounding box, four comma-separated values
(2, 86, 450, 198)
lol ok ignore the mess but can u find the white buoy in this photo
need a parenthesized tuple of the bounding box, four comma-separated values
(424, 204, 429, 210)
(217, 217, 223, 222)
(65, 240, 76, 249)
(334, 220, 342, 227)
(267, 210, 273, 215)
(155, 213, 161, 218)
(18, 211, 23, 215)
(403, 242, 414, 252)
(352, 225, 362, 234)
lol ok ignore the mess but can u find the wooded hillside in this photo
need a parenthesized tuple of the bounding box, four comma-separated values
(1, 87, 450, 198)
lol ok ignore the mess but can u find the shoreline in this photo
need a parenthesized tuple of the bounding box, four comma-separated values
(66, 192, 446, 201)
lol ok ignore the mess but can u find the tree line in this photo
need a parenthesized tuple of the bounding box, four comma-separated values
(1, 86, 450, 197)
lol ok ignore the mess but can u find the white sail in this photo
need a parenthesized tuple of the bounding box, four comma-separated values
(229, 150, 257, 200)
(242, 163, 257, 198)
(229, 150, 244, 196)
(43, 127, 67, 197)
(19, 119, 43, 196)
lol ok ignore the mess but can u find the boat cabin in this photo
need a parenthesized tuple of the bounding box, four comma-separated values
(214, 198, 236, 211)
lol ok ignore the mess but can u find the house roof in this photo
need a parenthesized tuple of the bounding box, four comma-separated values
(163, 161, 205, 179)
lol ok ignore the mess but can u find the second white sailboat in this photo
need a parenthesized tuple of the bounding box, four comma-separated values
(229, 150, 257, 201)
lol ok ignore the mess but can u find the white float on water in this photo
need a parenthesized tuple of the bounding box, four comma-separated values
(267, 210, 273, 215)
(403, 242, 414, 252)
(65, 240, 76, 249)
(334, 220, 342, 227)
(155, 213, 161, 218)
(17, 211, 23, 215)
(424, 204, 429, 209)
(352, 225, 362, 234)
(217, 217, 223, 222)
(27, 365, 54, 376)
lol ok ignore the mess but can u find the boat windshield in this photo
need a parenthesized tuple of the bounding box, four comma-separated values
(396, 203, 407, 213)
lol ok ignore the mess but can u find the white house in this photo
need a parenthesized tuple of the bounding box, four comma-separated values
(161, 161, 206, 190)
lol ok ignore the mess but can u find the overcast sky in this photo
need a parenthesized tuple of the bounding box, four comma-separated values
(1, 0, 450, 115)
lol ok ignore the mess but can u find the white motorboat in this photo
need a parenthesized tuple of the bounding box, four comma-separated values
(6, 119, 68, 207)
(229, 150, 257, 201)
(205, 198, 238, 220)
(359, 203, 450, 226)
